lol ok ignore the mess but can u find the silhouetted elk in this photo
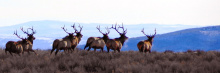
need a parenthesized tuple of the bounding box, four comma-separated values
(84, 25, 110, 52)
(106, 24, 128, 52)
(5, 30, 30, 56)
(51, 25, 75, 55)
(69, 24, 83, 52)
(137, 28, 156, 53)
(20, 27, 38, 55)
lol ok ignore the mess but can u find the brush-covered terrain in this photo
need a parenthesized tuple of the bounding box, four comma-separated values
(0, 48, 220, 73)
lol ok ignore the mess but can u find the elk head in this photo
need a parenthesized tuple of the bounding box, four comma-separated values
(20, 27, 36, 42)
(71, 23, 83, 41)
(111, 23, 128, 45)
(14, 30, 29, 45)
(96, 25, 110, 42)
(141, 28, 156, 42)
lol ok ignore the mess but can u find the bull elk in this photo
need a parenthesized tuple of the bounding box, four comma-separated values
(69, 24, 83, 51)
(84, 25, 110, 52)
(5, 30, 30, 56)
(106, 24, 128, 52)
(20, 27, 38, 55)
(51, 25, 75, 55)
(137, 28, 156, 53)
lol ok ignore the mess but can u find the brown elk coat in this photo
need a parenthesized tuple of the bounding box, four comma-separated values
(5, 40, 29, 55)
(137, 40, 152, 52)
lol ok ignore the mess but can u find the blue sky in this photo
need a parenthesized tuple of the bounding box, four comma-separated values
(0, 0, 220, 27)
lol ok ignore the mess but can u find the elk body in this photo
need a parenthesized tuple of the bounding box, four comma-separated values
(137, 28, 156, 53)
(5, 31, 30, 56)
(84, 26, 109, 52)
(51, 25, 75, 55)
(20, 27, 38, 55)
(106, 24, 128, 52)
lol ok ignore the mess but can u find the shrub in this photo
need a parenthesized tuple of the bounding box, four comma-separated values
(0, 49, 220, 73)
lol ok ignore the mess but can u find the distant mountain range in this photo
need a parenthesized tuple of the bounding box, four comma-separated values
(1, 20, 218, 52)
(121, 26, 220, 52)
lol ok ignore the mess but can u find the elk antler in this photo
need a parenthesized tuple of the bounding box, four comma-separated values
(78, 24, 83, 33)
(61, 25, 71, 34)
(14, 30, 24, 39)
(96, 25, 105, 35)
(71, 23, 78, 33)
(110, 23, 127, 35)
(118, 23, 127, 34)
(97, 25, 110, 35)
(20, 27, 36, 35)
(153, 28, 157, 37)
(27, 26, 36, 35)
(110, 23, 122, 34)
(141, 28, 148, 37)
(105, 27, 110, 34)
(142, 28, 157, 37)
(20, 27, 29, 35)
(71, 23, 83, 33)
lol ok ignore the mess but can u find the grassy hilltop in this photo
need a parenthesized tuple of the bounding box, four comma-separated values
(0, 48, 220, 73)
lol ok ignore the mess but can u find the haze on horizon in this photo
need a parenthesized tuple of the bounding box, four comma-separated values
(0, 0, 220, 27)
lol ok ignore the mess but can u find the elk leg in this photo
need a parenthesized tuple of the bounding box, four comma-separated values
(94, 48, 96, 52)
(114, 49, 116, 53)
(101, 48, 104, 52)
(139, 49, 142, 52)
(9, 52, 13, 56)
(141, 45, 145, 52)
(67, 48, 70, 53)
(87, 47, 91, 51)
(144, 49, 147, 53)
(50, 48, 56, 55)
(117, 49, 120, 53)
(5, 50, 7, 55)
(63, 48, 67, 53)
(17, 53, 21, 56)
(71, 46, 76, 52)
(30, 49, 38, 55)
(55, 49, 59, 55)
(28, 51, 30, 55)
(107, 48, 110, 53)
(149, 50, 151, 53)
(84, 44, 88, 50)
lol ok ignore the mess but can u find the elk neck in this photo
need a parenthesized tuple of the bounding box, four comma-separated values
(76, 33, 83, 43)
(28, 38, 34, 44)
(102, 35, 109, 43)
(145, 38, 153, 45)
(114, 37, 127, 46)
(27, 36, 34, 44)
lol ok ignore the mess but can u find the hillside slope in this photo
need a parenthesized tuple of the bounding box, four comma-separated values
(124, 26, 220, 52)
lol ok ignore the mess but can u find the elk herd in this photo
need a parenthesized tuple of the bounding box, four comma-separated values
(4, 23, 157, 56)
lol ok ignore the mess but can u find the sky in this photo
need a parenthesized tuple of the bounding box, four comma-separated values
(0, 0, 220, 27)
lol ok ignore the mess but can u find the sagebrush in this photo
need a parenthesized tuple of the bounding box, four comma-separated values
(0, 48, 220, 73)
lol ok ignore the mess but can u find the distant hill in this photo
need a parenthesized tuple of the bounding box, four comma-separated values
(0, 20, 200, 50)
(122, 26, 220, 52)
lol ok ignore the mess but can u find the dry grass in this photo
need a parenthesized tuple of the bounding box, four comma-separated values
(0, 48, 220, 73)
